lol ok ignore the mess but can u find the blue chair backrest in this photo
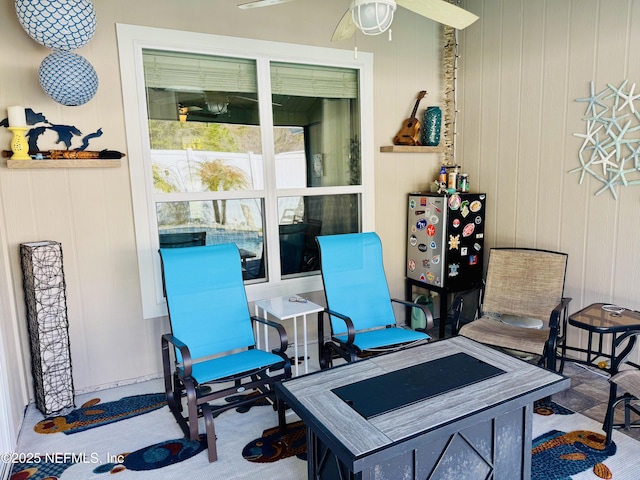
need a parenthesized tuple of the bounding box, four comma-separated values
(317, 232, 396, 334)
(159, 244, 255, 360)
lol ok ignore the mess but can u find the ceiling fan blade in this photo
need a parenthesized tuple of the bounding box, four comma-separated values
(238, 0, 298, 9)
(397, 0, 478, 30)
(331, 9, 357, 42)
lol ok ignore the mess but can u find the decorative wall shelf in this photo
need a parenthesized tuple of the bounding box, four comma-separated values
(7, 159, 121, 169)
(380, 145, 446, 153)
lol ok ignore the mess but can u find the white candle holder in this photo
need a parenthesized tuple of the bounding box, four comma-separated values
(8, 127, 30, 160)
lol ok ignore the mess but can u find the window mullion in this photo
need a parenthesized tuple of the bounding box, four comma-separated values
(256, 57, 281, 281)
(274, 185, 363, 197)
(154, 190, 265, 202)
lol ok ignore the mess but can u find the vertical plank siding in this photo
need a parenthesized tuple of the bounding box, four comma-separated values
(459, 0, 640, 362)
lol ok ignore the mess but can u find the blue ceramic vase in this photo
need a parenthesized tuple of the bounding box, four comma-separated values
(421, 106, 442, 146)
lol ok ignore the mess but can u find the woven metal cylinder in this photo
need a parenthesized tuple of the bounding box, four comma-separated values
(20, 241, 75, 415)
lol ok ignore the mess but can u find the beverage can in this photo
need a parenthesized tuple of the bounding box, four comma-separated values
(439, 165, 447, 184)
(448, 171, 457, 190)
(459, 174, 469, 192)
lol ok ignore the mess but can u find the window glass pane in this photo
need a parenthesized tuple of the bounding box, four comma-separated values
(144, 49, 263, 194)
(141, 48, 365, 285)
(271, 62, 361, 189)
(274, 127, 306, 189)
(157, 199, 266, 281)
(278, 194, 360, 276)
(151, 139, 262, 194)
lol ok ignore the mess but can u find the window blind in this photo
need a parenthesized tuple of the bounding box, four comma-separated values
(143, 50, 257, 93)
(143, 50, 358, 99)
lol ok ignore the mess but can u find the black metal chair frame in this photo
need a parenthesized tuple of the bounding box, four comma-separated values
(318, 300, 433, 369)
(603, 330, 640, 446)
(161, 319, 291, 462)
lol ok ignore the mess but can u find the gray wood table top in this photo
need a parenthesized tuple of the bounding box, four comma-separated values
(277, 336, 569, 459)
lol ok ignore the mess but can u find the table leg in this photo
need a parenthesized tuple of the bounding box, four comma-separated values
(587, 331, 594, 363)
(256, 306, 269, 353)
(254, 305, 261, 350)
(303, 313, 309, 374)
(264, 320, 269, 353)
(293, 316, 299, 376)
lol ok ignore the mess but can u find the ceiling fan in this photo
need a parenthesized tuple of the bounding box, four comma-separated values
(238, 0, 478, 42)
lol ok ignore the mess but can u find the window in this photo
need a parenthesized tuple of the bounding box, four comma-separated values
(117, 25, 374, 318)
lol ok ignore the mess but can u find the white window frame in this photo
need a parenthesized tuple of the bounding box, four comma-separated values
(117, 24, 375, 319)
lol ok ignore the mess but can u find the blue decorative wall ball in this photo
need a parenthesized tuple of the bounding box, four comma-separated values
(15, 0, 96, 51)
(39, 51, 98, 106)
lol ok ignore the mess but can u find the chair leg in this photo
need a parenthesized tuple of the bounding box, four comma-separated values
(319, 342, 332, 370)
(624, 397, 632, 430)
(201, 403, 218, 462)
(183, 378, 200, 441)
(163, 373, 177, 410)
(604, 383, 618, 446)
(559, 338, 568, 374)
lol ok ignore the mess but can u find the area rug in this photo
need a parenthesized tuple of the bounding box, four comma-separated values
(8, 379, 640, 480)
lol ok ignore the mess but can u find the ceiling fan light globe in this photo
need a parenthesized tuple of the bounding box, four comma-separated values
(350, 0, 396, 36)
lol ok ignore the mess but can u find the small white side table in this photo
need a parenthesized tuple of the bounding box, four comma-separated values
(254, 296, 324, 376)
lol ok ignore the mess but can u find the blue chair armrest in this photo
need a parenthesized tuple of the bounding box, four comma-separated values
(251, 316, 289, 354)
(321, 308, 356, 345)
(391, 298, 435, 331)
(162, 333, 193, 378)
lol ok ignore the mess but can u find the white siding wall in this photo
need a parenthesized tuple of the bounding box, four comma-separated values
(458, 0, 640, 363)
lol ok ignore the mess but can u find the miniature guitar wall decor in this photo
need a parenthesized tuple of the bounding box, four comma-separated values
(393, 90, 427, 146)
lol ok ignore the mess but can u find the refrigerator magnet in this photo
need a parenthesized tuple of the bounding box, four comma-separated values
(470, 200, 482, 212)
(460, 200, 469, 216)
(462, 223, 475, 237)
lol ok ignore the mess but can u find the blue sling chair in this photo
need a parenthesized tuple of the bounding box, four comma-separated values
(316, 232, 433, 369)
(159, 244, 291, 462)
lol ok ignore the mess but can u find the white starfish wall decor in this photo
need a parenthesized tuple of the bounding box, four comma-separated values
(572, 80, 640, 199)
